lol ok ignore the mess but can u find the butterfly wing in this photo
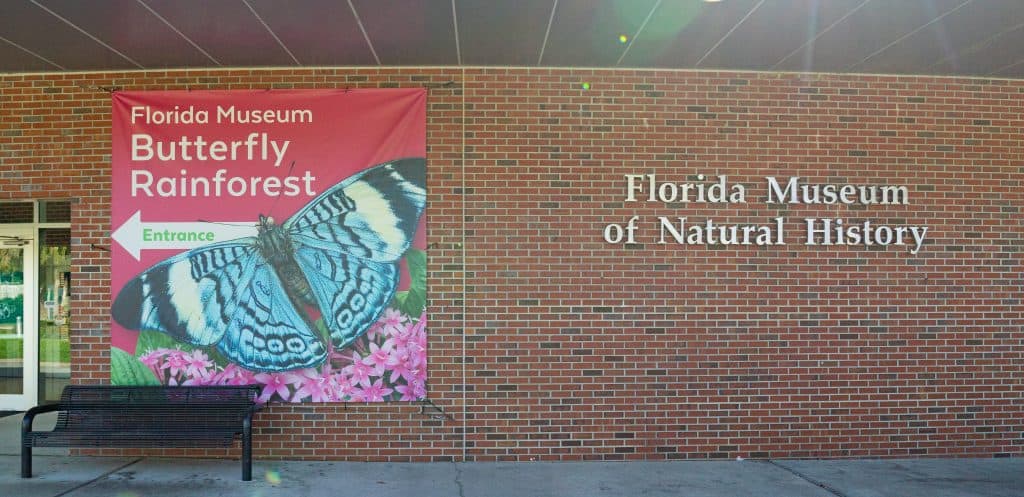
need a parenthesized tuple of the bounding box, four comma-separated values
(286, 158, 426, 263)
(214, 258, 328, 372)
(293, 245, 398, 349)
(112, 242, 258, 347)
(111, 240, 327, 372)
(285, 158, 426, 348)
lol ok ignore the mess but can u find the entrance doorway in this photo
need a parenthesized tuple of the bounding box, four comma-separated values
(37, 228, 71, 403)
(0, 226, 37, 410)
(0, 200, 71, 411)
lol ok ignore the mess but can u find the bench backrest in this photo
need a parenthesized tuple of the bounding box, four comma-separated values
(55, 385, 261, 433)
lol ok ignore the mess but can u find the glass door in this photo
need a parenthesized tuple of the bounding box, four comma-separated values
(0, 227, 36, 410)
(38, 228, 70, 403)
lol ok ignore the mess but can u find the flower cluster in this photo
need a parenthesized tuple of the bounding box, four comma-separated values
(137, 309, 427, 403)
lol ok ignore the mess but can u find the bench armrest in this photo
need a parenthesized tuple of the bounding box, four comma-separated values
(243, 403, 262, 426)
(22, 403, 62, 435)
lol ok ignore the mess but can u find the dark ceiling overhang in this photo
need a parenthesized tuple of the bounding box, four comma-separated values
(1, 0, 1022, 79)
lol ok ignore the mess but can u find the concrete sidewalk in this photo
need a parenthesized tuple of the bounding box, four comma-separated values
(1, 415, 1021, 497)
(2, 456, 1023, 497)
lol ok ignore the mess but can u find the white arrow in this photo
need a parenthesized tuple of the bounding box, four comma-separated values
(112, 210, 259, 261)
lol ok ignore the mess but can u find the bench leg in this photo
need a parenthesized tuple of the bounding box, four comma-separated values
(21, 445, 31, 478)
(242, 416, 252, 481)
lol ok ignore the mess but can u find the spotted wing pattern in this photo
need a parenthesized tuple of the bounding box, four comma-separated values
(293, 244, 398, 350)
(287, 158, 426, 262)
(214, 258, 328, 371)
(112, 241, 328, 372)
(286, 158, 426, 348)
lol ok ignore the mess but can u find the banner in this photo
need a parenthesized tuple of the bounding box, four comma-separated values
(110, 89, 427, 403)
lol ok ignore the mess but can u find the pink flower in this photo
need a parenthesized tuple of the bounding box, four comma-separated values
(391, 326, 417, 351)
(332, 372, 356, 400)
(164, 350, 189, 378)
(139, 350, 166, 380)
(292, 368, 335, 403)
(352, 379, 393, 402)
(184, 349, 214, 379)
(254, 372, 300, 403)
(182, 374, 214, 386)
(379, 308, 407, 337)
(394, 379, 426, 401)
(361, 342, 394, 376)
(366, 321, 387, 342)
(212, 364, 257, 386)
(411, 315, 427, 349)
(342, 352, 375, 388)
(387, 347, 421, 385)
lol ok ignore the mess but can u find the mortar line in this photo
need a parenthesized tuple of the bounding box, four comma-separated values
(460, 65, 467, 463)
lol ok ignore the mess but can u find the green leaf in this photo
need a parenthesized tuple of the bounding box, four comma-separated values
(134, 330, 191, 356)
(393, 248, 427, 318)
(204, 347, 233, 369)
(111, 347, 161, 386)
(405, 248, 426, 285)
(392, 289, 408, 310)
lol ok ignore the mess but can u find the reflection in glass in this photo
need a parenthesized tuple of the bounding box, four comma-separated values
(38, 228, 70, 402)
(40, 200, 71, 224)
(0, 246, 25, 395)
(0, 202, 33, 224)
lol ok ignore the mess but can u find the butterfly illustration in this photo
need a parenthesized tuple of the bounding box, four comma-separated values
(112, 158, 426, 372)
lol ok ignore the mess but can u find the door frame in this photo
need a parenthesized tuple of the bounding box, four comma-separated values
(0, 225, 37, 410)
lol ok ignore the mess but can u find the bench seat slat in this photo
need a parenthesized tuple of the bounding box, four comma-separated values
(22, 385, 262, 481)
(26, 432, 238, 448)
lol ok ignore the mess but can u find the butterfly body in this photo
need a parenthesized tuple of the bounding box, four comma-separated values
(255, 215, 292, 265)
(255, 215, 315, 307)
(113, 158, 427, 373)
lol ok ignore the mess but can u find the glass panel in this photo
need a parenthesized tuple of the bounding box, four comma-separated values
(0, 202, 33, 224)
(0, 245, 25, 395)
(39, 228, 70, 403)
(40, 200, 71, 223)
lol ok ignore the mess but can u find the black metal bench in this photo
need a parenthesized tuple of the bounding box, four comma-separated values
(21, 385, 262, 481)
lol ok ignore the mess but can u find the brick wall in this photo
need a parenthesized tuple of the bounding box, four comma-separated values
(1, 67, 1021, 461)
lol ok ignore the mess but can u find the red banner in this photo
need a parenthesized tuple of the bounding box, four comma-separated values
(110, 89, 427, 403)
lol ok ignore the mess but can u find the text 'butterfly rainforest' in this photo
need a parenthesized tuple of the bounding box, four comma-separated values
(112, 158, 427, 401)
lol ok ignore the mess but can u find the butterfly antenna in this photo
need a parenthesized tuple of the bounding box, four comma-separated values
(198, 219, 259, 227)
(264, 161, 297, 219)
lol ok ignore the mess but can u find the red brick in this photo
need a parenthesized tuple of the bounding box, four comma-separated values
(1, 68, 1021, 461)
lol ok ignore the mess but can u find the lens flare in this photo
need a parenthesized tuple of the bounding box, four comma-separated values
(581, 82, 591, 90)
(265, 469, 282, 485)
(618, 34, 629, 44)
